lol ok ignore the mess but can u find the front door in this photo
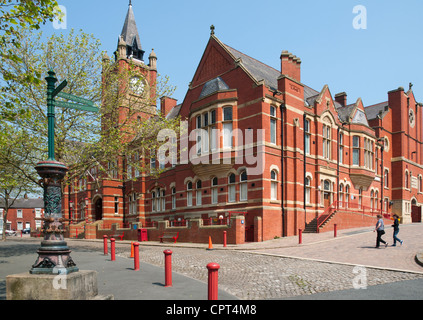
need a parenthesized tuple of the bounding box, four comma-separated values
(411, 205, 421, 223)
(95, 198, 103, 221)
(324, 192, 331, 209)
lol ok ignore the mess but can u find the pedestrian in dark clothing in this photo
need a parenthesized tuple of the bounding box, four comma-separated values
(374, 215, 388, 248)
(392, 214, 403, 246)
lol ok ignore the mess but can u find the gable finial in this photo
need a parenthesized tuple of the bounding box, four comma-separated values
(210, 25, 215, 36)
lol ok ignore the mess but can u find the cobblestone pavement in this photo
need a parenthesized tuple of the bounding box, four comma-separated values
(64, 224, 423, 300)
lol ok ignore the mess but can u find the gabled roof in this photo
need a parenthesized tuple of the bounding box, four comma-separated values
(0, 198, 44, 209)
(208, 36, 320, 102)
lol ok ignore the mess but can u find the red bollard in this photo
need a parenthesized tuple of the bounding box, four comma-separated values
(223, 231, 227, 248)
(164, 250, 172, 287)
(133, 242, 140, 271)
(110, 238, 116, 261)
(299, 229, 303, 245)
(334, 224, 337, 238)
(207, 262, 220, 300)
(103, 235, 108, 255)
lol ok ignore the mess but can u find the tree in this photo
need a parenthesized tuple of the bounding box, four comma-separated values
(0, 0, 60, 119)
(0, 123, 38, 241)
(0, 26, 180, 199)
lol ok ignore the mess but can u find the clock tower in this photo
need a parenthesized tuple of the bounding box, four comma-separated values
(103, 1, 158, 133)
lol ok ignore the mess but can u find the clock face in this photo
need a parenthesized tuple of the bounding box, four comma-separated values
(130, 76, 144, 95)
(409, 109, 415, 128)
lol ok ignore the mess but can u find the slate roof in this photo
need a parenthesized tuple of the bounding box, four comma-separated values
(0, 198, 44, 209)
(121, 4, 142, 52)
(221, 42, 320, 102)
(364, 101, 389, 120)
(199, 77, 230, 99)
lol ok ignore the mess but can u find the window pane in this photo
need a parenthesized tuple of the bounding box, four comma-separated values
(211, 110, 216, 124)
(353, 136, 360, 147)
(229, 185, 235, 202)
(305, 135, 310, 154)
(229, 174, 236, 184)
(212, 188, 218, 204)
(240, 183, 247, 201)
(271, 181, 277, 200)
(270, 106, 276, 117)
(270, 119, 276, 144)
(223, 107, 232, 121)
(223, 123, 233, 148)
(353, 149, 359, 165)
(212, 177, 218, 186)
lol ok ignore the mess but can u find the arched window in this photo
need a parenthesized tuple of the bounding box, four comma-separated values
(305, 119, 311, 155)
(384, 170, 389, 188)
(271, 170, 278, 200)
(161, 189, 165, 211)
(211, 177, 218, 204)
(228, 173, 236, 202)
(339, 184, 344, 207)
(187, 182, 193, 207)
(196, 180, 202, 206)
(270, 106, 277, 145)
(171, 187, 176, 210)
(305, 177, 311, 205)
(152, 191, 156, 212)
(370, 190, 374, 210)
(346, 185, 350, 208)
(223, 107, 233, 148)
(240, 171, 248, 201)
(323, 124, 331, 160)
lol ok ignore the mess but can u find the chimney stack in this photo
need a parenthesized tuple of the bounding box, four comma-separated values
(160, 96, 177, 117)
(280, 50, 301, 82)
(335, 92, 347, 107)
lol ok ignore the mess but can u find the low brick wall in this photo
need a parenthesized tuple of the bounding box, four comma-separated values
(320, 210, 393, 233)
(74, 215, 246, 245)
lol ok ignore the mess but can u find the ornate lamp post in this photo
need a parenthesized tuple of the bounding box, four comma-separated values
(30, 70, 98, 275)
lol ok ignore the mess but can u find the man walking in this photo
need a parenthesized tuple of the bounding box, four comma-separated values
(374, 215, 388, 248)
(392, 214, 403, 246)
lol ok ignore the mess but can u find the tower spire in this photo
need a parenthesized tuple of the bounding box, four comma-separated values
(119, 1, 144, 61)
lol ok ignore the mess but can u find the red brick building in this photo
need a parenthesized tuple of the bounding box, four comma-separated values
(0, 198, 44, 233)
(63, 3, 422, 243)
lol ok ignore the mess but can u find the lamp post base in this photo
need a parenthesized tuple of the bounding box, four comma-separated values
(31, 161, 78, 275)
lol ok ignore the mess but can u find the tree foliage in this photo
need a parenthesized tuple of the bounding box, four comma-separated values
(0, 26, 180, 197)
(0, 0, 60, 119)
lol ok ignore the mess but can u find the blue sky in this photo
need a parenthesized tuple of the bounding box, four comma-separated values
(41, 0, 423, 107)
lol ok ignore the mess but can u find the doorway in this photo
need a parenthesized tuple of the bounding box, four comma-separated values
(95, 198, 103, 221)
(411, 199, 421, 223)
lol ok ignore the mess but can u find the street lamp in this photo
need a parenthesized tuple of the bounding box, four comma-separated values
(30, 70, 98, 275)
